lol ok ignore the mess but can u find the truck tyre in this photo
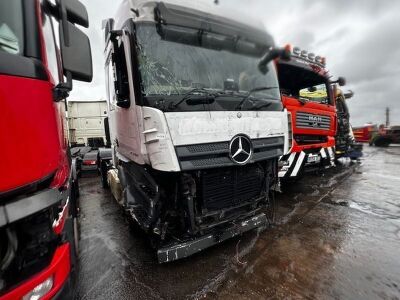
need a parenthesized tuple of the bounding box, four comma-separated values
(73, 217, 79, 256)
(75, 178, 80, 199)
(100, 160, 109, 189)
(373, 136, 391, 147)
(69, 180, 80, 256)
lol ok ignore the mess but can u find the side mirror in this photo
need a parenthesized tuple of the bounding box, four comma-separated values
(59, 22, 93, 82)
(63, 0, 89, 27)
(308, 86, 317, 92)
(338, 76, 346, 86)
(102, 18, 115, 44)
(344, 90, 354, 99)
(258, 45, 291, 74)
(53, 0, 92, 100)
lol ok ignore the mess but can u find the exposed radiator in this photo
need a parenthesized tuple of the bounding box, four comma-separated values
(200, 164, 265, 211)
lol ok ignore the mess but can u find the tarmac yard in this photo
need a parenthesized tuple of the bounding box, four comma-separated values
(76, 145, 400, 299)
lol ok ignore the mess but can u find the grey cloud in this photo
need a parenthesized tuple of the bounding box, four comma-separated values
(71, 0, 400, 126)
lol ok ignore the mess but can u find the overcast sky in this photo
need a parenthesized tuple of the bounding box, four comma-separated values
(71, 0, 400, 126)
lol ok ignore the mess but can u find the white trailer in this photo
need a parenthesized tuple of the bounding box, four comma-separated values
(67, 100, 108, 147)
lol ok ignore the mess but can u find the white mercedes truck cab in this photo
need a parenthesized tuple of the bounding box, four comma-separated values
(102, 0, 290, 263)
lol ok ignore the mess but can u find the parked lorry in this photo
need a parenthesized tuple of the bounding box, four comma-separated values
(0, 0, 92, 299)
(276, 47, 344, 179)
(370, 125, 400, 147)
(67, 100, 108, 147)
(101, 0, 291, 263)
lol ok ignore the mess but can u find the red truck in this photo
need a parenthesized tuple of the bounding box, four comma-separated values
(276, 47, 344, 179)
(0, 0, 92, 299)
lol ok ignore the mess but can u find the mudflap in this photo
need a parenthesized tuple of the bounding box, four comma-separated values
(157, 213, 267, 263)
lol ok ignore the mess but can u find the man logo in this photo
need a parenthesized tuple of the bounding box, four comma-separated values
(229, 135, 253, 164)
(309, 115, 322, 128)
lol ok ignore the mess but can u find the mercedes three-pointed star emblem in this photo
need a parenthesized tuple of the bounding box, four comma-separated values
(229, 135, 253, 165)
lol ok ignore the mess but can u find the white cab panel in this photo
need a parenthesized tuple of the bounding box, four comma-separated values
(165, 111, 288, 149)
(142, 107, 181, 172)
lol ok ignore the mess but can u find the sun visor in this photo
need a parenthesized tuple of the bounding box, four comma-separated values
(154, 2, 274, 49)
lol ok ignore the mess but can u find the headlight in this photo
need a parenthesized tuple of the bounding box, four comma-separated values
(22, 277, 53, 300)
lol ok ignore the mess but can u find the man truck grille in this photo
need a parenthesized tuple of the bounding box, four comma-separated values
(296, 112, 331, 130)
(200, 164, 265, 211)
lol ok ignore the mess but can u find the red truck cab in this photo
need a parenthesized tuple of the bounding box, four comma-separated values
(276, 47, 339, 179)
(0, 0, 92, 299)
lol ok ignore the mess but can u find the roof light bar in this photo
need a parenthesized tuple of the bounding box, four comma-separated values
(291, 47, 326, 67)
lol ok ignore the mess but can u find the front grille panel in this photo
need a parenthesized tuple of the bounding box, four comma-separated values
(176, 137, 284, 171)
(200, 164, 265, 211)
(186, 143, 228, 153)
(294, 135, 328, 145)
(296, 112, 331, 130)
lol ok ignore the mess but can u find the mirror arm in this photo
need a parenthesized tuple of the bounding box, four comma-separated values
(57, 0, 70, 47)
(105, 30, 122, 50)
(53, 71, 72, 102)
(258, 46, 291, 74)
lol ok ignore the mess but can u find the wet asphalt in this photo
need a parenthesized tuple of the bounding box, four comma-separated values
(76, 145, 400, 299)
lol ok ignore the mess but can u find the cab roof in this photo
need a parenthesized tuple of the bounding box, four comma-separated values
(114, 0, 273, 47)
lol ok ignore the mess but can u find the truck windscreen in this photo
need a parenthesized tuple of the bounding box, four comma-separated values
(278, 63, 332, 105)
(135, 23, 282, 112)
(0, 0, 24, 55)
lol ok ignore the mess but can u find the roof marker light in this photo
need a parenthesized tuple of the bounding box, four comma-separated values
(308, 53, 315, 60)
(301, 50, 308, 58)
(315, 56, 322, 63)
(293, 47, 301, 55)
(284, 44, 292, 53)
(321, 57, 326, 65)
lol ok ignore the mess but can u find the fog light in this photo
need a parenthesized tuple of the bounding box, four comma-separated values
(22, 277, 53, 300)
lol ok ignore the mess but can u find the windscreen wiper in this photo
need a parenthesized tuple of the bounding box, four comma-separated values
(251, 100, 276, 111)
(235, 86, 279, 110)
(297, 97, 309, 105)
(169, 88, 215, 110)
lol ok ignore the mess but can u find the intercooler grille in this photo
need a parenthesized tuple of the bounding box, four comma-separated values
(294, 134, 328, 145)
(200, 164, 265, 211)
(296, 112, 331, 130)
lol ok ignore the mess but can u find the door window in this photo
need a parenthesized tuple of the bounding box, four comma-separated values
(0, 0, 24, 55)
(41, 10, 60, 84)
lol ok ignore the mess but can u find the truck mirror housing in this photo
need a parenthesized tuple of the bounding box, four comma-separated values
(258, 45, 291, 74)
(331, 76, 346, 87)
(59, 22, 93, 82)
(62, 0, 89, 27)
(102, 18, 115, 44)
(52, 0, 92, 100)
(338, 77, 346, 87)
(344, 90, 354, 99)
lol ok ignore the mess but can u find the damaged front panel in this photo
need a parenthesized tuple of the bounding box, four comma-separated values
(106, 0, 288, 262)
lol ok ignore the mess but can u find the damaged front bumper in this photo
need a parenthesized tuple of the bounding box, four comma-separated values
(157, 213, 267, 263)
